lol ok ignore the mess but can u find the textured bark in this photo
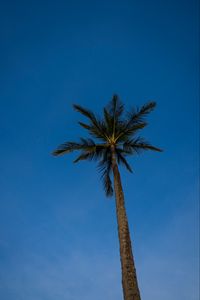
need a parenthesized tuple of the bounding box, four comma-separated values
(111, 146, 141, 300)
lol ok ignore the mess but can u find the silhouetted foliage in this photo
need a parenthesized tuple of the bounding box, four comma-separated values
(53, 95, 162, 196)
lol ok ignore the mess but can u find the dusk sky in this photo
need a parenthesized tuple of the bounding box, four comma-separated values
(0, 0, 199, 299)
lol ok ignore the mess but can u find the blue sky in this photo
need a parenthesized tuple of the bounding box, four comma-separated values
(0, 0, 199, 299)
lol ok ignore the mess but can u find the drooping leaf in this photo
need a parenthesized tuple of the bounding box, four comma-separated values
(115, 149, 133, 173)
(97, 149, 113, 197)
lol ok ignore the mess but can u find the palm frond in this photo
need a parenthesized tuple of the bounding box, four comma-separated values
(74, 104, 108, 141)
(115, 122, 147, 142)
(52, 141, 85, 156)
(107, 94, 124, 118)
(115, 149, 133, 173)
(78, 122, 92, 130)
(114, 101, 156, 142)
(102, 167, 113, 197)
(73, 152, 92, 163)
(103, 108, 113, 134)
(73, 144, 107, 163)
(126, 101, 156, 126)
(104, 95, 124, 137)
(73, 104, 96, 122)
(79, 122, 107, 141)
(53, 138, 105, 156)
(139, 101, 156, 115)
(97, 149, 113, 197)
(123, 137, 162, 154)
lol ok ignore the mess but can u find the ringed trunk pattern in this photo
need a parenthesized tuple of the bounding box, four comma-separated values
(111, 146, 141, 300)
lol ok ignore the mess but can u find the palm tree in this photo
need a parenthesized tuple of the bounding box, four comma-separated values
(52, 95, 162, 300)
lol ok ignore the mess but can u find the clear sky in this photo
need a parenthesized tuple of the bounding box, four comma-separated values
(0, 0, 199, 299)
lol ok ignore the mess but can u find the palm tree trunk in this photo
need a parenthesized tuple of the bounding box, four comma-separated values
(111, 146, 141, 300)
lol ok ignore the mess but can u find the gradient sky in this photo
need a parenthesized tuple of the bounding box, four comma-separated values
(0, 0, 199, 299)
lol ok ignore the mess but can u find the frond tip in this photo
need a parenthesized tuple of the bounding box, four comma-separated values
(52, 142, 83, 156)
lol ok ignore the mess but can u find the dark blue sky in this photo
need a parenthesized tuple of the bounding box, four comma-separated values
(0, 1, 199, 299)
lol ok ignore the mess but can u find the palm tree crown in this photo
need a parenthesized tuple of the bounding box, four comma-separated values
(52, 95, 162, 196)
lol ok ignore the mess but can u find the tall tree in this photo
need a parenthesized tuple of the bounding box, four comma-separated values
(52, 95, 162, 300)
